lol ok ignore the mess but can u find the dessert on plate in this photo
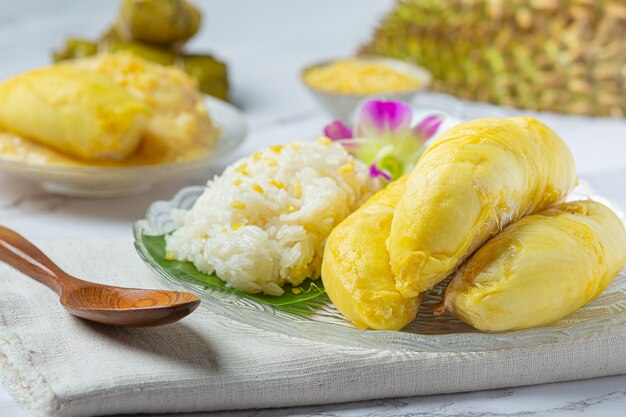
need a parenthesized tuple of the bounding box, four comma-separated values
(165, 138, 381, 296)
(0, 53, 217, 167)
(137, 100, 626, 333)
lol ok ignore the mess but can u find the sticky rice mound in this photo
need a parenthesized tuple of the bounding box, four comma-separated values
(165, 139, 381, 295)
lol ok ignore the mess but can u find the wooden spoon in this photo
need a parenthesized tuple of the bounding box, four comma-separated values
(0, 226, 200, 327)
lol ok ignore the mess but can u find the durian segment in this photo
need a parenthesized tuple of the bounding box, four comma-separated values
(0, 66, 150, 161)
(442, 200, 626, 332)
(389, 117, 576, 298)
(322, 176, 420, 330)
(71, 53, 216, 163)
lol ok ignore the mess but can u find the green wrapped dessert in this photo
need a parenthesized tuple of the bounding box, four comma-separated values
(53, 0, 229, 100)
(114, 0, 202, 45)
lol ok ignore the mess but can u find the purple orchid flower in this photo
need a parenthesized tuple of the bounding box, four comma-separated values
(355, 100, 413, 138)
(414, 114, 444, 140)
(369, 163, 393, 182)
(323, 120, 353, 140)
(323, 99, 445, 182)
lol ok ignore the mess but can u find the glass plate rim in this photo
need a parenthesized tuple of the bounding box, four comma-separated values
(133, 184, 626, 353)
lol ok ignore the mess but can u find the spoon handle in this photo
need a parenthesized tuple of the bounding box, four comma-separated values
(0, 226, 67, 294)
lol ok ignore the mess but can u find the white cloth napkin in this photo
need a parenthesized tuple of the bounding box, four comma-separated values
(1, 172, 625, 417)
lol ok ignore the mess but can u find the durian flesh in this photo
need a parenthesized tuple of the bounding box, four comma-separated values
(389, 117, 576, 298)
(0, 66, 150, 161)
(71, 53, 216, 163)
(442, 200, 626, 332)
(322, 176, 420, 330)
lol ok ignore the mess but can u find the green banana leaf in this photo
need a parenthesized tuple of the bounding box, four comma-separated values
(141, 234, 328, 313)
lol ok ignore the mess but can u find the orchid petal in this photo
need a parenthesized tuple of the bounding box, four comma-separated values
(336, 138, 387, 164)
(333, 138, 360, 149)
(369, 163, 392, 182)
(323, 120, 353, 140)
(375, 152, 404, 181)
(356, 100, 413, 138)
(413, 114, 444, 141)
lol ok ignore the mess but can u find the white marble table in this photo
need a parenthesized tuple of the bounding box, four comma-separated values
(1, 1, 625, 416)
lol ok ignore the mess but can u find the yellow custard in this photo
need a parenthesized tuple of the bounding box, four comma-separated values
(304, 59, 422, 95)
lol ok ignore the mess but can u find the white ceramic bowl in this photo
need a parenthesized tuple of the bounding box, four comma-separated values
(302, 56, 432, 121)
(0, 96, 247, 198)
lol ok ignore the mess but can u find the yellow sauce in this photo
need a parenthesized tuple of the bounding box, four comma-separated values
(304, 59, 422, 95)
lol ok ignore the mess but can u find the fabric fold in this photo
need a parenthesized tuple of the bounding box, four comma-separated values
(1, 237, 625, 417)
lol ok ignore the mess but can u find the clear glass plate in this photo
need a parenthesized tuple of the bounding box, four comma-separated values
(133, 181, 626, 352)
(0, 96, 247, 198)
(134, 94, 626, 352)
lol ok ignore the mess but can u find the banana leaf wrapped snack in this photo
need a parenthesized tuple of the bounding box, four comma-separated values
(105, 41, 176, 66)
(52, 38, 98, 61)
(439, 200, 626, 332)
(183, 55, 229, 102)
(52, 0, 229, 100)
(115, 0, 201, 46)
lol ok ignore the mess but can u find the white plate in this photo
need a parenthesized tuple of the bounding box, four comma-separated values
(0, 96, 247, 198)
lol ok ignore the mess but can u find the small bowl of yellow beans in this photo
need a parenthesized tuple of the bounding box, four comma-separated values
(302, 57, 431, 121)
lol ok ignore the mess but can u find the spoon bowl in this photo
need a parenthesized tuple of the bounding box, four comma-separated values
(60, 286, 201, 327)
(0, 225, 201, 327)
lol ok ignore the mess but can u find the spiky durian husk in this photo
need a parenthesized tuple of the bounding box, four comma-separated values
(361, 0, 626, 117)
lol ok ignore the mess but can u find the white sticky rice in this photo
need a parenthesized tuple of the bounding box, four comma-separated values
(165, 138, 381, 295)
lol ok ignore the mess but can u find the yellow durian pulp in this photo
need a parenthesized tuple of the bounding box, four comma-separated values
(321, 176, 420, 330)
(389, 117, 577, 298)
(442, 200, 626, 332)
(0, 66, 151, 161)
(71, 53, 216, 163)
